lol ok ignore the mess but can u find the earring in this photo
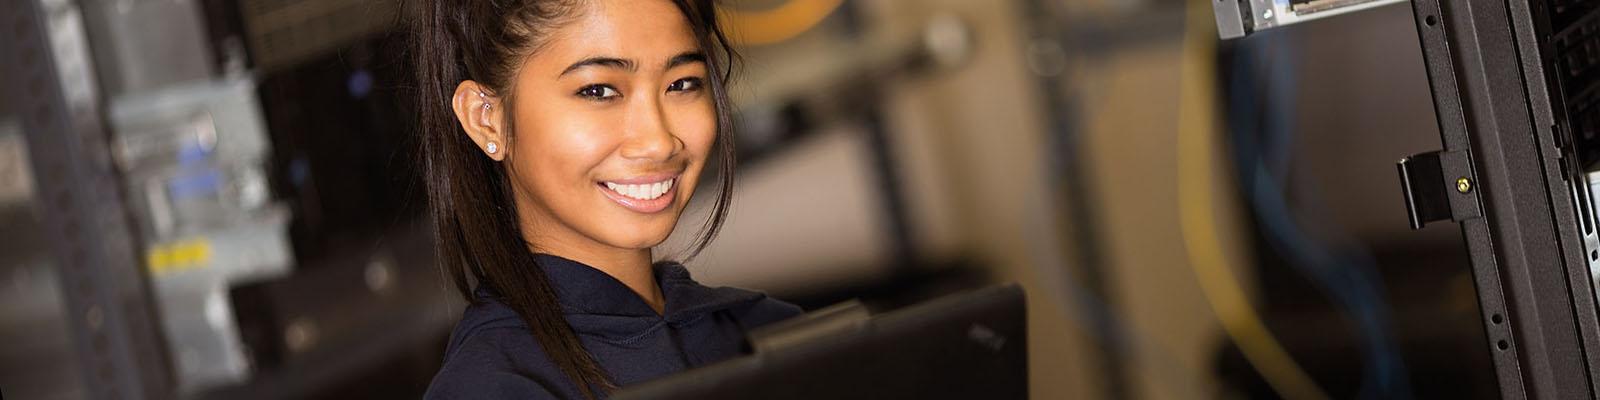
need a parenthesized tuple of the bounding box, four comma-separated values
(479, 91, 499, 157)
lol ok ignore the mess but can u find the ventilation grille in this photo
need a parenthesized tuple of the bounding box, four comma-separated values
(239, 0, 397, 71)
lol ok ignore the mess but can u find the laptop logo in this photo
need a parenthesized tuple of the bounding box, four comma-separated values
(968, 324, 1008, 352)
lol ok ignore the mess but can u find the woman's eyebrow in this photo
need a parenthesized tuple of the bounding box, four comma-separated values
(560, 56, 636, 77)
(558, 52, 706, 77)
(666, 52, 707, 69)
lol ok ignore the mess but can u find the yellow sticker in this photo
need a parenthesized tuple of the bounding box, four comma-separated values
(146, 238, 211, 275)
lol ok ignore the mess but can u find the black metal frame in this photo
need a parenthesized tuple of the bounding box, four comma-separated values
(1, 1, 174, 399)
(1408, 0, 1600, 397)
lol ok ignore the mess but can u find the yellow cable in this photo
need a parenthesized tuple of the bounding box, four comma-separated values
(1175, 1, 1330, 400)
(718, 0, 845, 46)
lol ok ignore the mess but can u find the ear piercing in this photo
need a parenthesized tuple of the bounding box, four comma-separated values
(478, 91, 499, 157)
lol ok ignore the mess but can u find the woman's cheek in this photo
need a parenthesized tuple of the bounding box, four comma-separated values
(681, 102, 718, 157)
(546, 116, 618, 174)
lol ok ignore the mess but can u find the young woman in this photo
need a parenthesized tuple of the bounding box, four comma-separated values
(410, 0, 802, 398)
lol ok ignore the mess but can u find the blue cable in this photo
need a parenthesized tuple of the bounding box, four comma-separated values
(1258, 32, 1411, 399)
(1226, 32, 1414, 399)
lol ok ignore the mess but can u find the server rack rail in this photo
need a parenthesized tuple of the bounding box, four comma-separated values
(1402, 0, 1600, 397)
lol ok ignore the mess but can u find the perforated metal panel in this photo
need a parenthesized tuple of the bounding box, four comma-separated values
(0, 0, 175, 398)
(237, 0, 397, 71)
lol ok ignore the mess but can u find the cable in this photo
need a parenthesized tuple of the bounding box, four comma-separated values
(718, 0, 845, 46)
(1175, 1, 1330, 400)
(1228, 32, 1412, 399)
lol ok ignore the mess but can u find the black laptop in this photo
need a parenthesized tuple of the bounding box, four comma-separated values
(614, 284, 1027, 400)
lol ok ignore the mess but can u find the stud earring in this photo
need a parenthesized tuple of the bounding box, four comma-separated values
(486, 141, 499, 155)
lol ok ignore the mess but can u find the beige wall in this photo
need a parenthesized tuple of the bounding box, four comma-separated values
(865, 0, 1107, 397)
(861, 1, 1243, 399)
(862, 1, 1238, 399)
(702, 1, 1255, 398)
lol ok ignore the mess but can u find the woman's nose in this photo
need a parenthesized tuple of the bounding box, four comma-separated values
(620, 99, 681, 161)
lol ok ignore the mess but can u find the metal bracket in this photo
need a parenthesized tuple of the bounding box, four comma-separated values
(1398, 149, 1481, 229)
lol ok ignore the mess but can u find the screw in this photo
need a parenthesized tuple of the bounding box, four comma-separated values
(1457, 177, 1473, 194)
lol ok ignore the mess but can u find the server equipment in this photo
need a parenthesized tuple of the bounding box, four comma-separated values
(1214, 0, 1409, 38)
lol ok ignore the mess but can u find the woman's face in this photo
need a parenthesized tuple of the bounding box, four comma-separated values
(500, 0, 715, 254)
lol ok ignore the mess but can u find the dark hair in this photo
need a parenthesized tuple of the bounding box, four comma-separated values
(408, 0, 738, 397)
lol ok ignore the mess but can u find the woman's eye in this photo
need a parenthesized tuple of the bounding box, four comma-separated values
(667, 78, 704, 93)
(577, 85, 620, 100)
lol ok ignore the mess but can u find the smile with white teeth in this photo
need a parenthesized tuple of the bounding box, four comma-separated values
(603, 179, 674, 200)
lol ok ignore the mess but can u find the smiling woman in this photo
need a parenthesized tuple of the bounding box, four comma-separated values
(409, 1, 802, 399)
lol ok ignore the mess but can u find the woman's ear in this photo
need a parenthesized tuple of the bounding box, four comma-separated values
(450, 80, 507, 161)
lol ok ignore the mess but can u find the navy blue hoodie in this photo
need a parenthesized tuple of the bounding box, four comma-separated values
(424, 254, 803, 399)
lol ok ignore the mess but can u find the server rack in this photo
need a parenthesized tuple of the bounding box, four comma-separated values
(1401, 0, 1600, 397)
(0, 0, 176, 398)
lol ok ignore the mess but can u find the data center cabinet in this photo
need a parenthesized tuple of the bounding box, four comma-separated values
(1392, 0, 1600, 398)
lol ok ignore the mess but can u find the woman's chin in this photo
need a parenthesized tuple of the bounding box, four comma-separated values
(592, 223, 677, 251)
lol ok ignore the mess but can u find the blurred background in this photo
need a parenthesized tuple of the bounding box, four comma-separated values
(0, 0, 1496, 398)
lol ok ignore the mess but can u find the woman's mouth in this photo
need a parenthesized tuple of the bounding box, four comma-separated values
(598, 177, 676, 214)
